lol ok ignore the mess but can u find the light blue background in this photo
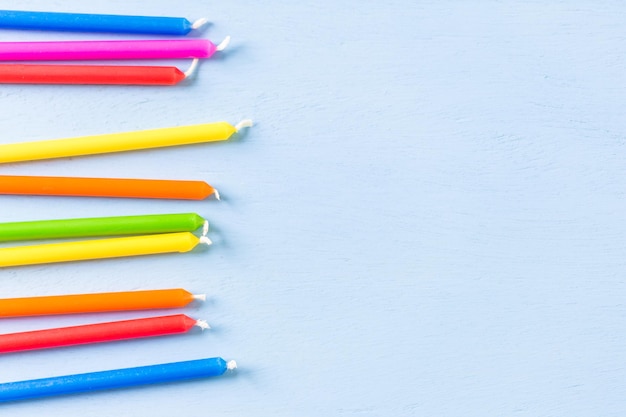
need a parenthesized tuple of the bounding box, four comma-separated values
(0, 0, 624, 415)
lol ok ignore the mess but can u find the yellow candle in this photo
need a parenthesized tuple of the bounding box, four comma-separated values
(0, 232, 210, 268)
(0, 119, 252, 163)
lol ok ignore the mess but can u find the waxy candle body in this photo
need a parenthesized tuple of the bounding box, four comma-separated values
(0, 121, 238, 163)
(0, 232, 206, 268)
(0, 175, 216, 200)
(0, 314, 200, 354)
(0, 213, 205, 242)
(0, 40, 217, 61)
(0, 63, 187, 85)
(0, 10, 199, 35)
(0, 357, 233, 402)
(0, 289, 200, 317)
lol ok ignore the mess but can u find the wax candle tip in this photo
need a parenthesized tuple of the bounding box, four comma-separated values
(192, 293, 207, 302)
(213, 189, 221, 201)
(196, 320, 210, 330)
(202, 220, 209, 236)
(191, 17, 209, 30)
(227, 360, 237, 371)
(183, 58, 200, 78)
(235, 119, 254, 132)
(216, 36, 231, 52)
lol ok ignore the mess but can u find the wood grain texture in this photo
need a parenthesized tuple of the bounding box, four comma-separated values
(0, 0, 624, 415)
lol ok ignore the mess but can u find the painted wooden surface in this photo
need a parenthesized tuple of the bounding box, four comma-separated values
(0, 0, 624, 415)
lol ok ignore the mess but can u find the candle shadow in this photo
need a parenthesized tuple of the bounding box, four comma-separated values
(199, 294, 217, 308)
(226, 121, 255, 144)
(208, 42, 245, 63)
(0, 249, 217, 272)
(200, 188, 239, 213)
(201, 321, 221, 335)
(0, 372, 241, 406)
(0, 127, 255, 168)
(0, 307, 205, 324)
(0, 330, 212, 361)
(22, 192, 220, 207)
(225, 365, 252, 379)
(203, 222, 227, 249)
(187, 22, 214, 38)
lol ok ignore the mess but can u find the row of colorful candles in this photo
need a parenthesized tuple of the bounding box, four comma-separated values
(0, 9, 248, 402)
(0, 9, 231, 85)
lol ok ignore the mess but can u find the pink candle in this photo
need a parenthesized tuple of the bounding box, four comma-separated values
(0, 38, 230, 60)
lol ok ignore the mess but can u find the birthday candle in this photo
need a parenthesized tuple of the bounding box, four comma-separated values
(0, 119, 252, 164)
(0, 314, 209, 354)
(0, 289, 205, 317)
(0, 38, 229, 61)
(0, 213, 207, 243)
(0, 175, 218, 200)
(0, 10, 209, 35)
(0, 60, 199, 85)
(0, 357, 236, 402)
(0, 232, 211, 268)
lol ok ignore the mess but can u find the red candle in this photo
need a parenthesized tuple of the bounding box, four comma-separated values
(0, 314, 208, 353)
(0, 60, 199, 85)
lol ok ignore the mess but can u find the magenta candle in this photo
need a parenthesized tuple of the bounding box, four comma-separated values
(0, 38, 230, 61)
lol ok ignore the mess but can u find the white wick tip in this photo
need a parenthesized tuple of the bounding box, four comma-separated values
(184, 58, 200, 78)
(216, 36, 231, 51)
(195, 319, 211, 330)
(202, 220, 209, 236)
(213, 189, 221, 201)
(192, 293, 207, 302)
(235, 119, 254, 132)
(191, 17, 209, 30)
(226, 360, 237, 371)
(199, 236, 212, 246)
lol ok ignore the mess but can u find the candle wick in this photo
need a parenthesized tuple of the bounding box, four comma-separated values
(191, 17, 209, 30)
(183, 59, 200, 79)
(226, 360, 238, 371)
(235, 119, 254, 132)
(199, 236, 212, 246)
(192, 293, 207, 302)
(195, 319, 211, 330)
(216, 36, 231, 52)
(213, 189, 221, 201)
(202, 221, 209, 237)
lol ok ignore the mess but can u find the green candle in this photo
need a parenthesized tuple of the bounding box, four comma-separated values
(0, 213, 206, 242)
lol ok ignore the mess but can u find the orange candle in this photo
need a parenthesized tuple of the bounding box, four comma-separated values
(0, 175, 218, 200)
(0, 288, 206, 317)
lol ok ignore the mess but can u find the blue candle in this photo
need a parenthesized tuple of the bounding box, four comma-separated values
(0, 357, 236, 402)
(0, 10, 208, 35)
